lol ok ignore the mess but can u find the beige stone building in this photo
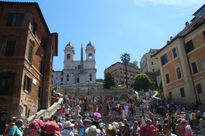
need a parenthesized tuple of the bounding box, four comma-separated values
(140, 49, 161, 85)
(154, 4, 205, 104)
(104, 62, 140, 86)
(140, 49, 160, 73)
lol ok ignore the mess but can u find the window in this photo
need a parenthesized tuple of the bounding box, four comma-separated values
(89, 74, 92, 81)
(191, 62, 198, 74)
(0, 72, 14, 95)
(196, 84, 203, 94)
(67, 74, 69, 81)
(38, 86, 41, 98)
(24, 75, 31, 92)
(7, 13, 24, 26)
(151, 62, 154, 65)
(77, 78, 80, 83)
(5, 41, 15, 56)
(176, 67, 182, 79)
(172, 48, 177, 58)
(61, 77, 63, 81)
(31, 19, 37, 34)
(61, 71, 63, 76)
(201, 60, 205, 70)
(165, 73, 170, 84)
(88, 53, 92, 60)
(180, 88, 185, 97)
(152, 69, 155, 72)
(184, 40, 194, 53)
(161, 54, 167, 65)
(28, 45, 33, 62)
(67, 54, 70, 59)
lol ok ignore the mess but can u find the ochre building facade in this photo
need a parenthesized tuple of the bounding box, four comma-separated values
(155, 4, 205, 104)
(104, 62, 140, 86)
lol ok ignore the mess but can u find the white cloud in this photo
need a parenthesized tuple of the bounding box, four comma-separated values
(133, 0, 204, 6)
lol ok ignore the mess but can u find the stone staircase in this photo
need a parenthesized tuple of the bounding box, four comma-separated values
(99, 91, 161, 123)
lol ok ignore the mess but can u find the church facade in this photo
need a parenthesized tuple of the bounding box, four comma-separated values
(52, 42, 102, 95)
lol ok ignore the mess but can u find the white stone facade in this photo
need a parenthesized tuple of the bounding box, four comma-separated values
(52, 42, 102, 94)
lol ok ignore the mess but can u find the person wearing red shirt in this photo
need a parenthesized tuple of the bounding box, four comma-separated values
(62, 106, 66, 115)
(140, 119, 159, 136)
(98, 104, 103, 113)
(118, 106, 122, 116)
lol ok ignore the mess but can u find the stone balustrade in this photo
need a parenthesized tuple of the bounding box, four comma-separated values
(27, 98, 63, 123)
(59, 88, 135, 96)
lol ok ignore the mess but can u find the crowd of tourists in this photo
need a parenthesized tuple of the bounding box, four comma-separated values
(3, 92, 205, 136)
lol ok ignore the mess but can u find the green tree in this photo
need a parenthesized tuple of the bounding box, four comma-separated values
(104, 72, 116, 89)
(52, 85, 60, 91)
(120, 53, 130, 88)
(133, 73, 153, 91)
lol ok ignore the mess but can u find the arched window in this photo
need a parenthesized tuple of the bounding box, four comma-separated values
(67, 54, 70, 59)
(77, 77, 80, 83)
(89, 74, 92, 81)
(67, 74, 69, 81)
(88, 53, 92, 60)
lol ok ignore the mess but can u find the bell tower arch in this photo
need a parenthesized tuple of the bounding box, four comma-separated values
(86, 41, 95, 61)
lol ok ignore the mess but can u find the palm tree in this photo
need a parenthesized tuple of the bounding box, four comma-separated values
(121, 53, 130, 88)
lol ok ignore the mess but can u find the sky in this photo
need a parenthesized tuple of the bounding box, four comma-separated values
(5, 0, 204, 79)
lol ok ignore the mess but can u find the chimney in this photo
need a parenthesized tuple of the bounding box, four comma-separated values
(170, 36, 173, 41)
(185, 21, 189, 27)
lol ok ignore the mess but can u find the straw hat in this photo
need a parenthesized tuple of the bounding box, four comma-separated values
(85, 125, 101, 136)
(64, 121, 74, 128)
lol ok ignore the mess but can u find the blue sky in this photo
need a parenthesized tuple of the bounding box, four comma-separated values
(5, 0, 204, 79)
